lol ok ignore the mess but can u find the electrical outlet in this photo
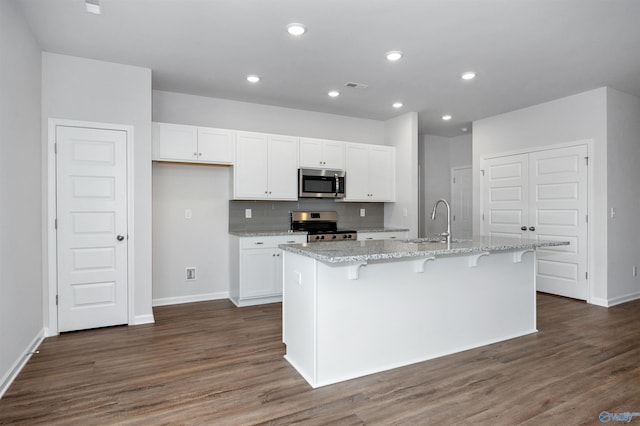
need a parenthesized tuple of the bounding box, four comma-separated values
(360, 208, 366, 217)
(245, 209, 252, 219)
(185, 209, 192, 220)
(186, 267, 196, 281)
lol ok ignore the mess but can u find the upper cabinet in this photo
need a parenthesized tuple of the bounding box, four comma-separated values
(344, 143, 395, 202)
(299, 137, 345, 170)
(152, 122, 235, 165)
(234, 132, 299, 200)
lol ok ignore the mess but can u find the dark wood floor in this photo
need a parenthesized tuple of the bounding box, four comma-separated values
(1, 293, 639, 425)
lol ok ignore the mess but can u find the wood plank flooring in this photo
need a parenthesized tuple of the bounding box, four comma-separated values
(1, 293, 639, 425)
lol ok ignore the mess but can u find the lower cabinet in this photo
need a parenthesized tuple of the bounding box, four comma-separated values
(229, 234, 307, 307)
(357, 230, 409, 241)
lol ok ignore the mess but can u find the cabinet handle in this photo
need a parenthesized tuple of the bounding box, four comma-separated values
(193, 152, 198, 157)
(529, 226, 536, 232)
(255, 242, 264, 245)
(198, 152, 202, 156)
(286, 240, 296, 243)
(521, 226, 527, 231)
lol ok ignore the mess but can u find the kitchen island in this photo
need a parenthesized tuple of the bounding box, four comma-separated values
(279, 236, 568, 388)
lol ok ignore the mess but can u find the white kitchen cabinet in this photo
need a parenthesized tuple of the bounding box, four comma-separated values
(357, 230, 409, 241)
(229, 234, 307, 307)
(233, 132, 299, 200)
(344, 143, 395, 202)
(152, 122, 234, 164)
(299, 137, 345, 170)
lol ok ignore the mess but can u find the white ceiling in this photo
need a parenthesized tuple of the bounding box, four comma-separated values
(16, 0, 640, 137)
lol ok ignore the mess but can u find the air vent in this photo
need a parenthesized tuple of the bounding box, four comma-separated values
(344, 82, 369, 89)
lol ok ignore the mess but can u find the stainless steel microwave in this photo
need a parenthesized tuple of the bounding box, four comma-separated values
(298, 168, 346, 198)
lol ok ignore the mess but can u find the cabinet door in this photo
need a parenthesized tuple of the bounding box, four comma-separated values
(197, 127, 235, 164)
(235, 132, 269, 199)
(240, 249, 277, 298)
(154, 123, 197, 161)
(368, 146, 395, 201)
(267, 135, 299, 200)
(321, 140, 345, 169)
(299, 137, 324, 168)
(344, 143, 370, 201)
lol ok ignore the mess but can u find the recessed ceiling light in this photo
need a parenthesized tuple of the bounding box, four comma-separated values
(442, 115, 452, 121)
(85, 0, 100, 14)
(461, 71, 476, 80)
(328, 90, 340, 97)
(247, 75, 260, 83)
(287, 23, 306, 36)
(392, 102, 403, 109)
(386, 51, 403, 61)
(461, 127, 469, 132)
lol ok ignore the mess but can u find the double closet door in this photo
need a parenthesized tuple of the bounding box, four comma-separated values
(481, 145, 588, 300)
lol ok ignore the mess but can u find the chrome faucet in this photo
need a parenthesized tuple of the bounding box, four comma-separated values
(431, 199, 452, 244)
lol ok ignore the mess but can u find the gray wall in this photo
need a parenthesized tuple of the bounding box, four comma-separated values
(419, 133, 472, 237)
(0, 0, 43, 395)
(42, 53, 154, 325)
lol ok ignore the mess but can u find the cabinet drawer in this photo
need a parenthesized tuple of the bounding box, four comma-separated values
(357, 231, 409, 241)
(239, 235, 306, 249)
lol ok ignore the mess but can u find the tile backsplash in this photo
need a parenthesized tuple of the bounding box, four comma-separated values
(229, 199, 384, 232)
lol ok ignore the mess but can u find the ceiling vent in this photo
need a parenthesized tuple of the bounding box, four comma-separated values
(344, 82, 369, 89)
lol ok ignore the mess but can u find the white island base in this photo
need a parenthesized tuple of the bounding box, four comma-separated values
(282, 249, 536, 388)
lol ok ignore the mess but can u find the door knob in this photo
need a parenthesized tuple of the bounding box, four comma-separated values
(520, 226, 527, 231)
(529, 226, 536, 232)
(117, 235, 125, 241)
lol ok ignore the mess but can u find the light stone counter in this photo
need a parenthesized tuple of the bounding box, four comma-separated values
(279, 235, 568, 264)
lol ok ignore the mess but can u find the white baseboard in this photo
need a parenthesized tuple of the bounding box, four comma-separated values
(152, 291, 230, 307)
(1, 329, 45, 400)
(605, 292, 640, 307)
(132, 314, 155, 325)
(589, 292, 640, 307)
(589, 296, 609, 307)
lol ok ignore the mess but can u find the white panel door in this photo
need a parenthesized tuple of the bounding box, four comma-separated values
(56, 126, 128, 332)
(481, 145, 589, 300)
(529, 145, 588, 300)
(482, 153, 529, 239)
(451, 167, 473, 239)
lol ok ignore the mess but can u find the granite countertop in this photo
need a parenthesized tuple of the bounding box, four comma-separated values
(278, 236, 569, 264)
(229, 230, 307, 237)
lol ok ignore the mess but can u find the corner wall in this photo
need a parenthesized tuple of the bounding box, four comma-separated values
(606, 88, 640, 304)
(42, 53, 154, 328)
(384, 112, 419, 237)
(0, 0, 43, 396)
(472, 88, 608, 303)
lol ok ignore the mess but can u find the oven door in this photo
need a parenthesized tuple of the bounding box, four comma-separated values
(299, 168, 345, 198)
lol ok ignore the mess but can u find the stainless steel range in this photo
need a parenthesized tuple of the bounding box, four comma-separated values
(290, 211, 357, 243)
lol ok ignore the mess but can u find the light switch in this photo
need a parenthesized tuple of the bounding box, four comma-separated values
(185, 209, 192, 220)
(360, 208, 366, 217)
(245, 208, 252, 219)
